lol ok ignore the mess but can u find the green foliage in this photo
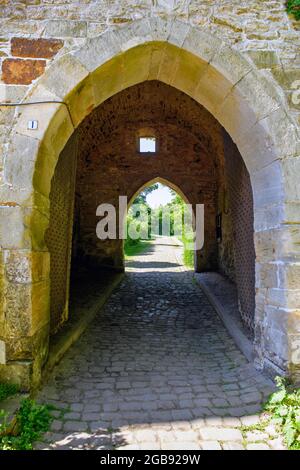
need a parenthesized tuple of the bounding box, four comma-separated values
(0, 383, 19, 402)
(0, 409, 8, 435)
(0, 399, 52, 450)
(265, 376, 300, 449)
(126, 184, 195, 268)
(287, 0, 300, 20)
(124, 239, 152, 257)
(132, 184, 159, 205)
(182, 232, 195, 268)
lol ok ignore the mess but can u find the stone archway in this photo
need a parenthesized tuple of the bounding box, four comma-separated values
(126, 176, 197, 270)
(1, 18, 299, 388)
(128, 177, 192, 209)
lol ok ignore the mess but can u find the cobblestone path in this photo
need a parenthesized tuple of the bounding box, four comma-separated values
(36, 237, 285, 450)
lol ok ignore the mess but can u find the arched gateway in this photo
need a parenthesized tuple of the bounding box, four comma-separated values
(0, 19, 299, 389)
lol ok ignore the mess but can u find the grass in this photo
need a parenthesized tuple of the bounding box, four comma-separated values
(0, 383, 19, 402)
(183, 245, 194, 268)
(177, 233, 194, 268)
(124, 239, 153, 257)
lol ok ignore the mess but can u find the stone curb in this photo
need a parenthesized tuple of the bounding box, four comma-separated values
(193, 273, 253, 363)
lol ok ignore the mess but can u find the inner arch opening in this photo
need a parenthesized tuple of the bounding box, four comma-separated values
(125, 180, 195, 271)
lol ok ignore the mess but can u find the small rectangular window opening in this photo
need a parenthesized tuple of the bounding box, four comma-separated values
(139, 137, 156, 153)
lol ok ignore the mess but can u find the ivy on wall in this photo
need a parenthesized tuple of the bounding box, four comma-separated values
(287, 0, 300, 20)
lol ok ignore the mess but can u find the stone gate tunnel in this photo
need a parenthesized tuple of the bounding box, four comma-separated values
(47, 79, 255, 338)
(0, 20, 300, 390)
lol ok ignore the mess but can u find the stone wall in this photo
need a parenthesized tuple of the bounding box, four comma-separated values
(0, 1, 299, 173)
(0, 3, 299, 387)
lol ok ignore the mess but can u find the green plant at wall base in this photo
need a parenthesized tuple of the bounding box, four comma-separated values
(265, 377, 300, 449)
(0, 399, 52, 450)
(0, 383, 19, 402)
(287, 0, 300, 20)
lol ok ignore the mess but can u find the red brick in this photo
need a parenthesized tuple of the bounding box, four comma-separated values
(2, 58, 46, 84)
(11, 37, 63, 59)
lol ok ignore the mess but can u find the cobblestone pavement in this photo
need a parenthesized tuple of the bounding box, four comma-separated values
(36, 237, 285, 450)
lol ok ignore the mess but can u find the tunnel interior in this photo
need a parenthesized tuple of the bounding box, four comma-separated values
(45, 80, 255, 337)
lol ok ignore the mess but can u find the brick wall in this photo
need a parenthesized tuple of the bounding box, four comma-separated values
(45, 134, 77, 334)
(223, 131, 256, 332)
(73, 81, 221, 272)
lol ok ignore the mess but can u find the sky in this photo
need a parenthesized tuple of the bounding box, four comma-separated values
(146, 183, 173, 208)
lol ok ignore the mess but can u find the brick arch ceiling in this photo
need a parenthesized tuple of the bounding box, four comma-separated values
(76, 80, 225, 169)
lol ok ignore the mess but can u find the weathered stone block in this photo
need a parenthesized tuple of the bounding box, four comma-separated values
(122, 44, 154, 90)
(235, 69, 283, 122)
(0, 340, 5, 364)
(282, 157, 300, 204)
(90, 55, 124, 107)
(216, 88, 257, 145)
(114, 18, 153, 51)
(149, 17, 173, 43)
(5, 282, 32, 336)
(264, 305, 289, 363)
(256, 262, 278, 289)
(37, 54, 89, 101)
(0, 206, 29, 250)
(28, 207, 50, 251)
(267, 288, 300, 309)
(182, 27, 218, 63)
(278, 263, 300, 290)
(272, 69, 300, 90)
(4, 133, 39, 189)
(247, 50, 280, 69)
(284, 202, 300, 225)
(255, 226, 300, 262)
(193, 64, 232, 115)
(252, 161, 284, 209)
(172, 48, 207, 97)
(11, 37, 63, 59)
(254, 204, 284, 232)
(31, 280, 50, 335)
(44, 20, 87, 38)
(73, 30, 120, 72)
(0, 83, 28, 103)
(211, 44, 253, 85)
(0, 361, 32, 391)
(258, 107, 300, 159)
(2, 58, 46, 85)
(5, 250, 50, 284)
(12, 82, 64, 147)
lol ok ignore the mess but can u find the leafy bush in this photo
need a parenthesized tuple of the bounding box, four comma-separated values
(287, 0, 300, 20)
(265, 377, 300, 449)
(0, 399, 52, 450)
